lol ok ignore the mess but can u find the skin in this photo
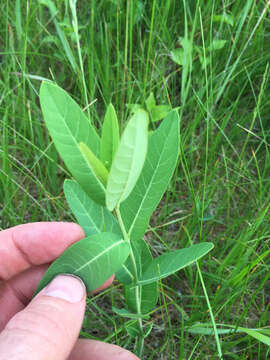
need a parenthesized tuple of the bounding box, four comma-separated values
(0, 222, 139, 360)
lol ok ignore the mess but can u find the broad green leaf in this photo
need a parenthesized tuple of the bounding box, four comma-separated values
(124, 240, 158, 314)
(126, 103, 143, 114)
(125, 322, 141, 338)
(64, 180, 121, 237)
(209, 39, 227, 51)
(213, 14, 234, 26)
(138, 243, 214, 285)
(79, 142, 109, 185)
(100, 103, 120, 170)
(34, 232, 130, 294)
(40, 82, 105, 205)
(151, 105, 171, 122)
(145, 92, 156, 112)
(115, 263, 134, 284)
(170, 48, 184, 66)
(106, 110, 149, 211)
(125, 321, 153, 339)
(112, 307, 149, 319)
(120, 110, 179, 242)
(171, 37, 192, 67)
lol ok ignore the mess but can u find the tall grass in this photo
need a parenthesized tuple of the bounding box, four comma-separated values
(1, 0, 270, 358)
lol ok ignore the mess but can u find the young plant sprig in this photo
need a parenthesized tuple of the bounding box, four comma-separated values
(36, 82, 214, 356)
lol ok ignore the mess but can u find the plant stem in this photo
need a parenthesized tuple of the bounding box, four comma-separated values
(115, 205, 144, 356)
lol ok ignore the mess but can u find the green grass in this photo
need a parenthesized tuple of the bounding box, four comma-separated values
(1, 0, 270, 358)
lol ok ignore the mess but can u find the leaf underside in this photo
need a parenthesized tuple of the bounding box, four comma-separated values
(106, 109, 149, 211)
(100, 103, 120, 170)
(34, 232, 130, 295)
(64, 180, 121, 237)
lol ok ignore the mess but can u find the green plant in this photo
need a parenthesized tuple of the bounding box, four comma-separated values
(35, 81, 213, 356)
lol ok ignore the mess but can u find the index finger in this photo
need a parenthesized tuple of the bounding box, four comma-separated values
(0, 222, 85, 281)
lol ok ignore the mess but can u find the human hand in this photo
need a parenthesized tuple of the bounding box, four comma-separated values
(0, 222, 139, 360)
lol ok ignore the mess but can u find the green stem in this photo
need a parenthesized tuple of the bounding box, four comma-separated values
(115, 205, 144, 356)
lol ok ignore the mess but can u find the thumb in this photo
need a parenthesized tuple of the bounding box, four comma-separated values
(0, 275, 86, 360)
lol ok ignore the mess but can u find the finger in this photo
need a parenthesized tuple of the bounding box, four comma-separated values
(0, 222, 84, 280)
(0, 264, 47, 331)
(0, 266, 114, 331)
(68, 339, 140, 360)
(0, 275, 86, 360)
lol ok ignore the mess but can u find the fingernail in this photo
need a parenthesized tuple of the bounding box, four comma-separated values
(44, 274, 86, 303)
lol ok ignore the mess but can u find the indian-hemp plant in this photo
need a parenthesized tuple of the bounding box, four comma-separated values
(35, 82, 213, 356)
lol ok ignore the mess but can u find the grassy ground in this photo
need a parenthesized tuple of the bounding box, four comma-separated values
(1, 0, 270, 358)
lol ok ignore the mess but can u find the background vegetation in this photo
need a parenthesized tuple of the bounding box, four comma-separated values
(1, 0, 270, 358)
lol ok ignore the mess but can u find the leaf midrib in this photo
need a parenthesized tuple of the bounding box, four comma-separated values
(48, 96, 105, 191)
(74, 239, 124, 273)
(127, 121, 176, 238)
(70, 186, 100, 233)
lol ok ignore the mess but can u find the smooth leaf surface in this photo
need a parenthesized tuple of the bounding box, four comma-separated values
(124, 240, 158, 314)
(145, 92, 156, 112)
(64, 180, 121, 237)
(138, 243, 214, 285)
(40, 82, 105, 205)
(34, 232, 130, 294)
(79, 142, 109, 185)
(100, 103, 120, 170)
(115, 263, 134, 284)
(151, 105, 171, 122)
(106, 109, 149, 211)
(209, 39, 227, 51)
(120, 110, 180, 242)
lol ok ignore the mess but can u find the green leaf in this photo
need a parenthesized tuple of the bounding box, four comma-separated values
(34, 232, 130, 294)
(64, 180, 121, 237)
(124, 240, 158, 314)
(126, 103, 143, 114)
(188, 324, 270, 346)
(40, 82, 105, 205)
(79, 142, 109, 185)
(145, 92, 156, 112)
(120, 110, 179, 242)
(125, 322, 141, 338)
(100, 103, 120, 170)
(138, 243, 214, 285)
(115, 263, 135, 284)
(106, 109, 149, 211)
(170, 48, 184, 66)
(209, 39, 227, 51)
(151, 105, 171, 122)
(112, 307, 149, 319)
(213, 13, 234, 26)
(243, 328, 270, 346)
